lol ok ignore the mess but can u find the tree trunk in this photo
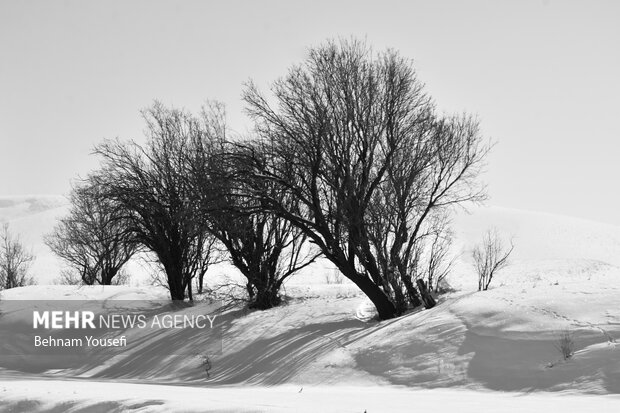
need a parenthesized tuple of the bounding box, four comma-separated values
(246, 282, 255, 299)
(102, 267, 118, 285)
(416, 279, 436, 309)
(248, 271, 281, 310)
(402, 275, 422, 307)
(169, 282, 185, 300)
(350, 272, 397, 320)
(165, 264, 186, 301)
(198, 272, 205, 294)
(186, 277, 193, 301)
(249, 287, 280, 310)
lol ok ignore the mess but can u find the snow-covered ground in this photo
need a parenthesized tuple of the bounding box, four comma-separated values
(1, 380, 619, 413)
(1, 196, 620, 411)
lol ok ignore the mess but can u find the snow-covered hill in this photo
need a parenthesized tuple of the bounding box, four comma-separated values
(0, 195, 68, 286)
(1, 277, 619, 411)
(1, 196, 620, 411)
(0, 195, 151, 286)
(453, 205, 620, 267)
(2, 196, 619, 287)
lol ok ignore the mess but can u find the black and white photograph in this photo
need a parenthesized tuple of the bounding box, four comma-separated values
(1, 0, 619, 411)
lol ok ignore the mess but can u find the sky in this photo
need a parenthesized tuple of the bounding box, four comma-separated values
(1, 0, 619, 225)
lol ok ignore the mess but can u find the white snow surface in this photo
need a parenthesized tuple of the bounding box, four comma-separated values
(1, 196, 620, 411)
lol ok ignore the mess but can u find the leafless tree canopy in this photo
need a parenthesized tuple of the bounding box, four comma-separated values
(0, 223, 35, 290)
(410, 213, 457, 294)
(472, 229, 514, 291)
(240, 39, 488, 319)
(46, 182, 138, 285)
(91, 102, 219, 300)
(206, 196, 319, 309)
(89, 101, 314, 306)
(190, 113, 321, 309)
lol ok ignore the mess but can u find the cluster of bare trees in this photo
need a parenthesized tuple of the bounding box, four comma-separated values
(45, 183, 137, 286)
(238, 39, 488, 318)
(0, 223, 35, 290)
(45, 103, 317, 309)
(46, 38, 489, 319)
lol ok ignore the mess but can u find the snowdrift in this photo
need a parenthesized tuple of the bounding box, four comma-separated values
(1, 196, 620, 411)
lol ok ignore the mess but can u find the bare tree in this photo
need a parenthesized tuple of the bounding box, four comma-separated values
(0, 223, 35, 290)
(240, 39, 488, 319)
(46, 181, 138, 285)
(190, 114, 321, 309)
(407, 214, 457, 294)
(91, 102, 220, 300)
(425, 227, 456, 293)
(208, 203, 319, 309)
(195, 236, 223, 295)
(472, 229, 514, 291)
(554, 329, 575, 361)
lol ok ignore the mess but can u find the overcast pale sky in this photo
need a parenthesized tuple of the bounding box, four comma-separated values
(1, 0, 618, 225)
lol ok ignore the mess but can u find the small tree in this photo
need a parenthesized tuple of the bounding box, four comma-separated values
(555, 329, 575, 360)
(472, 229, 514, 291)
(46, 182, 138, 286)
(0, 223, 35, 290)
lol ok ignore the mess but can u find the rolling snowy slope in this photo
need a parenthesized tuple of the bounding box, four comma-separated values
(1, 197, 620, 411)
